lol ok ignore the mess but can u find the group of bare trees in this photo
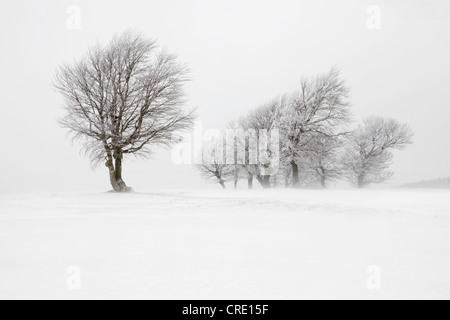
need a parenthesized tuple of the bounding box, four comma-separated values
(55, 31, 413, 192)
(197, 68, 413, 189)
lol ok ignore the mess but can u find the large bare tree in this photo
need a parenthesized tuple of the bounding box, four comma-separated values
(281, 68, 352, 187)
(54, 31, 194, 192)
(342, 116, 414, 188)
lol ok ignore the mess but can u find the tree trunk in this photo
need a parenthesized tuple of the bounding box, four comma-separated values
(105, 155, 116, 189)
(219, 180, 226, 189)
(357, 175, 365, 189)
(248, 175, 253, 189)
(319, 167, 327, 188)
(320, 177, 327, 188)
(263, 175, 271, 188)
(234, 179, 238, 189)
(285, 175, 290, 188)
(256, 175, 271, 189)
(292, 161, 300, 187)
(104, 150, 132, 192)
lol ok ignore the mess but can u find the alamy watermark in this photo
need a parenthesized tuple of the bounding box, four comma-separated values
(367, 5, 382, 30)
(366, 265, 382, 290)
(67, 5, 82, 30)
(66, 265, 81, 290)
(171, 121, 280, 175)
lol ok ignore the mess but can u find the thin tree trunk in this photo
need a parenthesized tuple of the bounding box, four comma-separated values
(248, 175, 253, 189)
(357, 175, 365, 189)
(320, 167, 327, 188)
(292, 161, 300, 187)
(285, 175, 290, 188)
(219, 180, 226, 189)
(263, 175, 271, 188)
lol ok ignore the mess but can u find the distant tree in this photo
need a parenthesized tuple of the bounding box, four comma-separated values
(280, 68, 352, 188)
(232, 117, 258, 189)
(342, 116, 413, 188)
(280, 160, 293, 188)
(243, 97, 284, 188)
(402, 177, 450, 189)
(54, 30, 194, 192)
(302, 135, 344, 188)
(197, 141, 234, 189)
(225, 120, 247, 189)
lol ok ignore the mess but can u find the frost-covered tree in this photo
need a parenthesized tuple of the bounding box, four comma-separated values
(342, 116, 413, 188)
(302, 135, 344, 188)
(224, 120, 248, 189)
(243, 97, 284, 188)
(221, 97, 284, 190)
(232, 117, 258, 189)
(197, 140, 234, 189)
(280, 160, 294, 188)
(54, 31, 194, 192)
(280, 68, 352, 187)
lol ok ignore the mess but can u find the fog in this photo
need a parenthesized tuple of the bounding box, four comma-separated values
(1, 0, 449, 193)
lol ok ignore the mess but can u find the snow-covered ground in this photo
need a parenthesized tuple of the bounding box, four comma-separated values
(0, 189, 449, 300)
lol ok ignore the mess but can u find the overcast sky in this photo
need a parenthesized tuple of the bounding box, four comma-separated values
(0, 0, 449, 193)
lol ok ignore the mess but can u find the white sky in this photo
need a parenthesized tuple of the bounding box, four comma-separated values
(0, 0, 449, 193)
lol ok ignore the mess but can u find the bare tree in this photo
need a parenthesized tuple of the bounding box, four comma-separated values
(280, 160, 293, 188)
(245, 96, 285, 188)
(197, 141, 234, 189)
(225, 120, 247, 189)
(302, 135, 344, 188)
(233, 117, 258, 189)
(342, 116, 414, 188)
(54, 30, 194, 192)
(281, 68, 352, 188)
